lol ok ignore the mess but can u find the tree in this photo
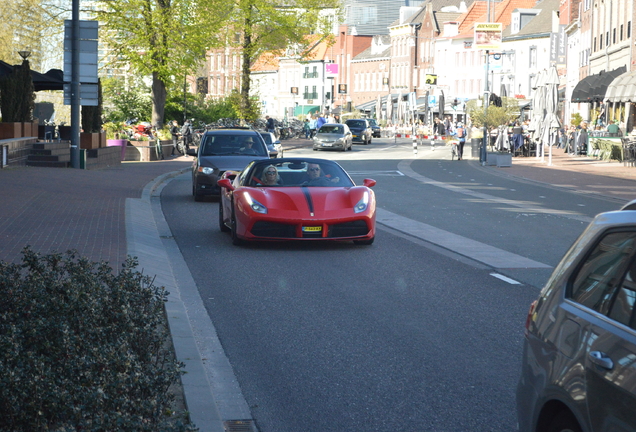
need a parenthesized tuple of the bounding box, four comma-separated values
(94, 0, 230, 128)
(466, 96, 519, 130)
(0, 59, 35, 122)
(230, 0, 340, 120)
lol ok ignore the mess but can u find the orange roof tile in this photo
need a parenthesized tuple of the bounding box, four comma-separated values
(251, 52, 279, 72)
(456, 0, 538, 38)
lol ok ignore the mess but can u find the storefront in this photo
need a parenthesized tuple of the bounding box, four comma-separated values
(605, 69, 636, 135)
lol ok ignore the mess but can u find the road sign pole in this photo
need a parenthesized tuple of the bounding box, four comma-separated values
(70, 0, 80, 168)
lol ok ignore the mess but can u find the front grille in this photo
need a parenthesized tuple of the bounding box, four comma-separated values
(328, 220, 369, 238)
(250, 221, 296, 238)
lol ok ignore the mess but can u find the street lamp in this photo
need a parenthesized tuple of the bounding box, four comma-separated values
(18, 50, 31, 60)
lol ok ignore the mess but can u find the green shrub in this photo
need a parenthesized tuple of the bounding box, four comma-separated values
(0, 247, 196, 432)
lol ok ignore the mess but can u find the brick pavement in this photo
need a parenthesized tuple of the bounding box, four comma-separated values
(0, 156, 193, 267)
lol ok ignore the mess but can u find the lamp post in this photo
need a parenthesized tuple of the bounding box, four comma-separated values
(481, 50, 490, 165)
(18, 50, 31, 61)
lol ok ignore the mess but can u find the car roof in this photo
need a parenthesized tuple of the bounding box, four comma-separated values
(204, 129, 258, 135)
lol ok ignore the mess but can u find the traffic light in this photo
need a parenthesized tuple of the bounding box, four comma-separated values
(451, 98, 459, 110)
(425, 74, 438, 85)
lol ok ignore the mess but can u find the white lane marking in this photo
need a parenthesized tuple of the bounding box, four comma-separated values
(397, 160, 593, 223)
(348, 170, 405, 176)
(376, 208, 552, 269)
(490, 273, 522, 284)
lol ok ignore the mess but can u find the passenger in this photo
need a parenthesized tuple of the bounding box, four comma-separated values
(260, 165, 280, 186)
(302, 163, 339, 186)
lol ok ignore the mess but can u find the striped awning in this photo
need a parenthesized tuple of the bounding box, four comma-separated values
(605, 70, 636, 103)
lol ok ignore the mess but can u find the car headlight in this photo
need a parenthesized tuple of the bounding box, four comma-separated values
(245, 192, 267, 214)
(198, 166, 214, 175)
(354, 191, 369, 213)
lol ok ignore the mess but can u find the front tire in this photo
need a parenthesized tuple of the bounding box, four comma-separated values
(546, 411, 582, 432)
(219, 202, 230, 232)
(230, 206, 244, 246)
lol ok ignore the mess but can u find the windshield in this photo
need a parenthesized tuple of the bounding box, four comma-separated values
(244, 160, 354, 187)
(318, 125, 344, 134)
(200, 133, 268, 156)
(259, 133, 273, 145)
(346, 120, 366, 128)
(368, 119, 378, 126)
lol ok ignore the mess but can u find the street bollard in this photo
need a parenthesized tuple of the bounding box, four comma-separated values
(431, 136, 436, 151)
(413, 134, 417, 154)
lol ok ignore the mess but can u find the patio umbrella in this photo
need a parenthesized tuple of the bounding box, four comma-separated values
(385, 93, 393, 124)
(541, 66, 561, 164)
(375, 94, 382, 120)
(438, 90, 445, 121)
(396, 91, 403, 124)
(529, 70, 546, 157)
(423, 90, 430, 125)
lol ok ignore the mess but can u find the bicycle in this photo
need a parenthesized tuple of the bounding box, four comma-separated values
(450, 140, 459, 160)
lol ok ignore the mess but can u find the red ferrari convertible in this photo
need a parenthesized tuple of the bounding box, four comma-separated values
(217, 158, 376, 245)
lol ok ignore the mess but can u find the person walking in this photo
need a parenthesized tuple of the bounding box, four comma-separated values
(316, 113, 327, 130)
(455, 122, 466, 160)
(576, 121, 589, 155)
(180, 119, 192, 151)
(309, 116, 317, 138)
(170, 120, 180, 156)
(266, 116, 275, 134)
(303, 119, 311, 139)
(432, 117, 445, 151)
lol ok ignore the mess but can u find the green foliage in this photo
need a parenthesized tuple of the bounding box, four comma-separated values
(102, 77, 152, 123)
(103, 121, 127, 140)
(0, 247, 195, 431)
(466, 96, 518, 129)
(164, 94, 239, 125)
(570, 112, 583, 126)
(0, 59, 35, 122)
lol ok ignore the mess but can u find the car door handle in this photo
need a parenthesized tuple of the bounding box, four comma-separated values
(589, 351, 614, 370)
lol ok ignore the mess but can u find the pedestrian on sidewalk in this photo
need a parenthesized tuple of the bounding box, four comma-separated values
(303, 119, 311, 139)
(456, 122, 466, 160)
(309, 115, 317, 138)
(170, 120, 180, 156)
(432, 117, 445, 151)
(576, 121, 589, 156)
(266, 116, 275, 134)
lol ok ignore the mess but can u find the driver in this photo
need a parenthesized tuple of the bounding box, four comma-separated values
(302, 163, 339, 186)
(240, 137, 257, 155)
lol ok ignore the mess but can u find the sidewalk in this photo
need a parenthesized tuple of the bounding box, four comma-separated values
(0, 142, 635, 431)
(481, 147, 636, 203)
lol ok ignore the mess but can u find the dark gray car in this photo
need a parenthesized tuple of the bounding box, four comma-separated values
(345, 119, 372, 145)
(517, 200, 636, 432)
(187, 129, 269, 201)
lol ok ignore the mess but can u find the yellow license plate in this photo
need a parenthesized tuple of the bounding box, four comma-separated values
(302, 226, 322, 232)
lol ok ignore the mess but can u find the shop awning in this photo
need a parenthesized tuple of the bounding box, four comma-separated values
(571, 66, 626, 103)
(294, 105, 320, 116)
(605, 69, 636, 103)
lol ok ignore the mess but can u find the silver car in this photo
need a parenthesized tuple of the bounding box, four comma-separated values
(313, 123, 352, 152)
(517, 199, 636, 432)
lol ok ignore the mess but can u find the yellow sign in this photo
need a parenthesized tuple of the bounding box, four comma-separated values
(425, 74, 437, 85)
(474, 23, 503, 50)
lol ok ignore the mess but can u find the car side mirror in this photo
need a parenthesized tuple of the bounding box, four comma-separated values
(186, 148, 197, 157)
(363, 179, 376, 188)
(217, 178, 235, 191)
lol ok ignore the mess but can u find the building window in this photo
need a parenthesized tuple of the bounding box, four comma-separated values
(621, 24, 624, 40)
(529, 46, 537, 68)
(606, 31, 609, 46)
(600, 34, 603, 49)
(613, 28, 616, 44)
(628, 21, 632, 38)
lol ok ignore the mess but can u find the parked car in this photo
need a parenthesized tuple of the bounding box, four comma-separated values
(516, 199, 636, 432)
(312, 123, 352, 151)
(345, 119, 373, 145)
(367, 118, 381, 138)
(217, 158, 376, 245)
(259, 131, 284, 158)
(187, 129, 269, 201)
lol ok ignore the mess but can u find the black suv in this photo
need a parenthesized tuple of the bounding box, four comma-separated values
(345, 119, 373, 145)
(367, 118, 381, 138)
(187, 129, 269, 201)
(517, 199, 636, 432)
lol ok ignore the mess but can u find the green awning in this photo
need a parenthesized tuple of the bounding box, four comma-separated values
(294, 105, 320, 116)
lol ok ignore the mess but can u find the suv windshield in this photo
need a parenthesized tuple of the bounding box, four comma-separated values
(200, 133, 267, 156)
(346, 120, 366, 128)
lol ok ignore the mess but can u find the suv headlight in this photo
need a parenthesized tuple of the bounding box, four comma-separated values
(198, 166, 214, 175)
(354, 192, 369, 213)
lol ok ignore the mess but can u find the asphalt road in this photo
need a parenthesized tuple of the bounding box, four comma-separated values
(159, 138, 625, 431)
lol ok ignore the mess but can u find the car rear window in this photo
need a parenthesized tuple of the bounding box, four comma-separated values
(201, 133, 267, 156)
